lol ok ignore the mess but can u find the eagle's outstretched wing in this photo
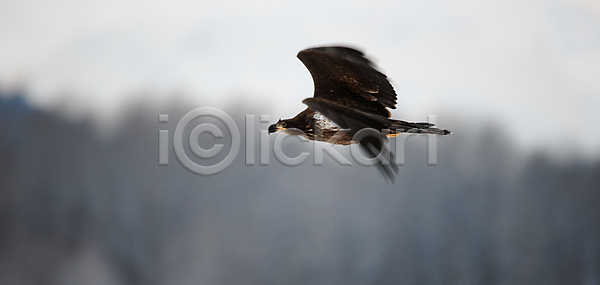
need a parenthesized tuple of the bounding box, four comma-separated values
(297, 46, 397, 118)
(297, 46, 400, 182)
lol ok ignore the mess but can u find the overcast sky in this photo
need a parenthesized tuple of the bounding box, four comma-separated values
(1, 0, 599, 158)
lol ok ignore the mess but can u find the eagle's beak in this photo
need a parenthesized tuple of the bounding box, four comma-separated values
(268, 124, 278, 134)
(268, 123, 286, 134)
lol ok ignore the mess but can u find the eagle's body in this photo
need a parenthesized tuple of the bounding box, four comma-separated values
(275, 109, 352, 144)
(268, 46, 451, 182)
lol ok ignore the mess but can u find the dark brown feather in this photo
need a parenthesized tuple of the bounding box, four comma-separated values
(297, 46, 397, 118)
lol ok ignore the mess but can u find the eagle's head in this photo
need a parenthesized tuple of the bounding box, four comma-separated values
(268, 119, 287, 134)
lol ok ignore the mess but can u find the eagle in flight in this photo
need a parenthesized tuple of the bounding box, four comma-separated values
(268, 46, 451, 182)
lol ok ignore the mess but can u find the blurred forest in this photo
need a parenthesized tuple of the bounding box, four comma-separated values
(1, 90, 599, 285)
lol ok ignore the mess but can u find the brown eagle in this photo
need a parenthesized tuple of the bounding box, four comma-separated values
(268, 46, 451, 182)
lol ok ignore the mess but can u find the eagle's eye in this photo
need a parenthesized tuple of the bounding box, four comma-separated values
(280, 122, 287, 127)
